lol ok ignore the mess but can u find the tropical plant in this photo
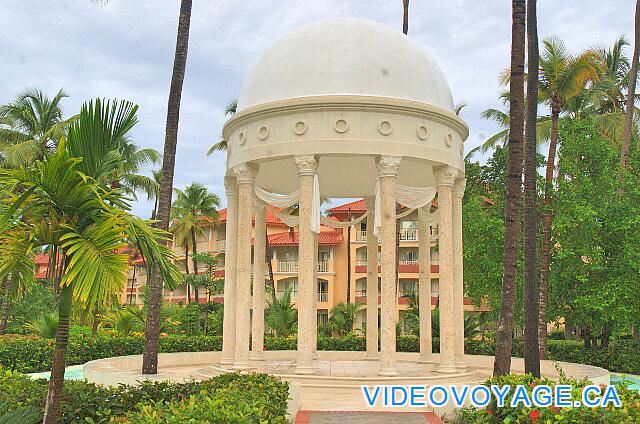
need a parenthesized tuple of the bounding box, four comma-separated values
(26, 313, 59, 339)
(622, 3, 640, 171)
(0, 144, 181, 423)
(207, 98, 237, 155)
(171, 183, 220, 303)
(265, 287, 297, 337)
(0, 88, 73, 167)
(537, 38, 598, 360)
(494, 0, 526, 377)
(143, 0, 194, 375)
(325, 301, 363, 336)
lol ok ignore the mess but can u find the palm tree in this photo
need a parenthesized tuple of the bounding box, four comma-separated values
(0, 88, 74, 167)
(0, 147, 181, 423)
(523, 0, 540, 377)
(265, 287, 297, 337)
(537, 39, 598, 359)
(149, 169, 162, 219)
(622, 1, 640, 171)
(143, 0, 193, 375)
(493, 0, 526, 377)
(327, 301, 363, 336)
(171, 183, 220, 303)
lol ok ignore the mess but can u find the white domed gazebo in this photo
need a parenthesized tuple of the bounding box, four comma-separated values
(221, 17, 468, 377)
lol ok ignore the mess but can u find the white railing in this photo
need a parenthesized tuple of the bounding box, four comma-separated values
(355, 289, 367, 297)
(399, 228, 418, 241)
(355, 230, 367, 241)
(215, 239, 226, 252)
(277, 261, 299, 273)
(317, 261, 329, 272)
(399, 260, 419, 266)
(355, 259, 368, 267)
(196, 241, 209, 253)
(318, 292, 328, 302)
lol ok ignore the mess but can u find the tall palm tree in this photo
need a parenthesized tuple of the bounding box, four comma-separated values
(0, 88, 74, 167)
(523, 0, 540, 377)
(493, 0, 526, 377)
(143, 0, 193, 375)
(171, 183, 220, 303)
(149, 169, 162, 220)
(622, 1, 640, 171)
(0, 147, 180, 424)
(265, 287, 297, 337)
(537, 39, 598, 358)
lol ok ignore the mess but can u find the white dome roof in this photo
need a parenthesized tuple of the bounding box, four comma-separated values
(236, 18, 455, 112)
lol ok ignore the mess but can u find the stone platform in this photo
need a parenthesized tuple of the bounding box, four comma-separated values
(84, 350, 610, 420)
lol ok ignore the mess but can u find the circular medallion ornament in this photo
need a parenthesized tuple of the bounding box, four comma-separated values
(238, 130, 247, 145)
(378, 120, 392, 136)
(293, 120, 307, 135)
(334, 118, 349, 134)
(445, 133, 453, 147)
(417, 125, 428, 141)
(258, 126, 270, 140)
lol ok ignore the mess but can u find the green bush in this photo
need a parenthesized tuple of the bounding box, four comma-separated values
(0, 369, 288, 423)
(451, 373, 640, 423)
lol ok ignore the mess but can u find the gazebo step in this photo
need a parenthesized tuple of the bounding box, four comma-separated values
(294, 410, 444, 424)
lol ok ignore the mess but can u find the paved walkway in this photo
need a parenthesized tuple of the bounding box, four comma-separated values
(295, 411, 444, 424)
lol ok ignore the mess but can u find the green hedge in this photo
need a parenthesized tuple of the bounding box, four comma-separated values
(0, 369, 288, 423)
(2, 334, 639, 375)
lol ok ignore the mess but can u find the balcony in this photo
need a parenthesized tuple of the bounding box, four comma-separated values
(215, 239, 226, 252)
(318, 291, 328, 302)
(355, 230, 368, 241)
(399, 228, 418, 241)
(277, 261, 329, 273)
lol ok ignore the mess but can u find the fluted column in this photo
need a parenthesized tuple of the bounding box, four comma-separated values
(295, 155, 318, 374)
(250, 199, 267, 361)
(233, 163, 257, 370)
(378, 156, 401, 376)
(221, 176, 239, 366)
(418, 208, 434, 365)
(434, 165, 458, 374)
(365, 197, 379, 360)
(453, 177, 466, 370)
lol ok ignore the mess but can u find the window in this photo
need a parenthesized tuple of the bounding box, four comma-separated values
(317, 310, 329, 326)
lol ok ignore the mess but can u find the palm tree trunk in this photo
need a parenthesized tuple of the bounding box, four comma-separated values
(184, 240, 191, 303)
(493, 0, 526, 377)
(0, 278, 11, 335)
(523, 0, 541, 378)
(42, 283, 72, 424)
(621, 0, 640, 172)
(402, 0, 409, 35)
(129, 265, 137, 306)
(266, 233, 275, 296)
(537, 105, 560, 360)
(142, 0, 192, 375)
(191, 228, 199, 303)
(91, 304, 99, 336)
(346, 213, 352, 303)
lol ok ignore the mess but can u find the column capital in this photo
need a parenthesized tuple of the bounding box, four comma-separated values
(433, 166, 459, 187)
(364, 196, 376, 211)
(233, 163, 258, 185)
(376, 155, 402, 177)
(294, 155, 318, 176)
(453, 178, 467, 198)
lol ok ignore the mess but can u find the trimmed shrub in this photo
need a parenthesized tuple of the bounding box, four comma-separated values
(0, 369, 288, 423)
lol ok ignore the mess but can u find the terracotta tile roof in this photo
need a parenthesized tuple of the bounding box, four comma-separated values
(267, 231, 343, 246)
(215, 208, 287, 226)
(328, 199, 366, 213)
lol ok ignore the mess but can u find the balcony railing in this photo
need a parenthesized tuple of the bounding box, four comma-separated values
(318, 261, 329, 272)
(399, 228, 418, 241)
(215, 239, 226, 252)
(318, 292, 328, 302)
(355, 289, 367, 297)
(277, 261, 329, 273)
(355, 230, 368, 241)
(399, 260, 419, 266)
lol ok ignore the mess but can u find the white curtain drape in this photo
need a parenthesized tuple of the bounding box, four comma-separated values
(320, 212, 369, 229)
(373, 178, 438, 237)
(253, 176, 321, 234)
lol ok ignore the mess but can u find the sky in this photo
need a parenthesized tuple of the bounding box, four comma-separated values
(1, 0, 632, 217)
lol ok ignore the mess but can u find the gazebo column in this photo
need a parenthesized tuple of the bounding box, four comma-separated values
(418, 208, 433, 365)
(378, 156, 401, 376)
(453, 177, 467, 370)
(365, 197, 379, 360)
(434, 165, 458, 374)
(233, 163, 258, 370)
(295, 155, 318, 375)
(221, 176, 238, 366)
(250, 199, 267, 361)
